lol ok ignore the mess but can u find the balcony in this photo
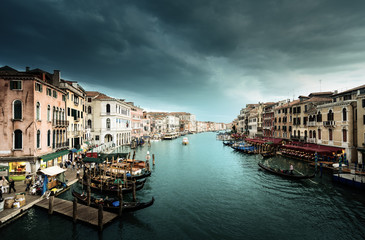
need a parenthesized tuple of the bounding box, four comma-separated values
(307, 121, 316, 127)
(307, 138, 316, 143)
(53, 142, 68, 149)
(52, 120, 69, 127)
(323, 121, 335, 127)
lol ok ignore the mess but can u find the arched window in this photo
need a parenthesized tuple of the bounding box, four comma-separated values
(342, 108, 347, 121)
(13, 100, 22, 120)
(328, 110, 334, 121)
(304, 130, 308, 139)
(106, 104, 110, 113)
(37, 130, 41, 148)
(106, 118, 111, 129)
(298, 130, 300, 138)
(36, 102, 41, 120)
(309, 130, 312, 138)
(53, 107, 56, 123)
(343, 129, 347, 142)
(88, 106, 92, 114)
(313, 130, 316, 139)
(14, 129, 22, 149)
(329, 129, 333, 141)
(318, 129, 321, 140)
(47, 105, 51, 122)
(53, 130, 55, 148)
(317, 111, 322, 122)
(87, 119, 92, 128)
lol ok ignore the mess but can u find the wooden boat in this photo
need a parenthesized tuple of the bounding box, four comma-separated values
(80, 179, 145, 195)
(90, 176, 146, 187)
(72, 190, 155, 213)
(258, 162, 315, 179)
(261, 152, 275, 159)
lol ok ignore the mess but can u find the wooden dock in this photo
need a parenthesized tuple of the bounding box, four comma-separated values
(35, 198, 117, 228)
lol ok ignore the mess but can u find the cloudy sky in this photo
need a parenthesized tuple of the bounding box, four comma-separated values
(1, 0, 365, 123)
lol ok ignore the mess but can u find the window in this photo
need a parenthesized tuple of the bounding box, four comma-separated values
(88, 98, 92, 102)
(68, 108, 70, 116)
(344, 95, 351, 101)
(95, 135, 99, 140)
(35, 82, 43, 92)
(313, 130, 316, 139)
(362, 99, 365, 108)
(10, 80, 22, 90)
(81, 112, 83, 118)
(47, 105, 51, 122)
(106, 104, 110, 113)
(343, 129, 347, 142)
(317, 111, 322, 122)
(328, 110, 334, 121)
(36, 102, 41, 120)
(62, 95, 66, 101)
(47, 130, 51, 147)
(342, 108, 347, 121)
(88, 106, 92, 114)
(71, 94, 74, 101)
(47, 88, 52, 96)
(106, 118, 111, 129)
(329, 129, 333, 141)
(14, 130, 22, 149)
(305, 105, 307, 112)
(309, 130, 312, 138)
(87, 120, 92, 128)
(13, 100, 22, 120)
(37, 130, 41, 148)
(53, 90, 57, 98)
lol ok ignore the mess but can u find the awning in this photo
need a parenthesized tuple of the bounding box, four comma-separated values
(85, 141, 90, 145)
(40, 166, 66, 176)
(0, 165, 9, 171)
(40, 150, 70, 162)
(83, 157, 104, 164)
(71, 148, 83, 153)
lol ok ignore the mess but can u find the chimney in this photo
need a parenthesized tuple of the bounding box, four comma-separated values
(26, 66, 30, 72)
(53, 70, 61, 84)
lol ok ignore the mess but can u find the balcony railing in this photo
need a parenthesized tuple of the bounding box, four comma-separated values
(307, 121, 316, 127)
(53, 142, 68, 149)
(52, 120, 69, 127)
(323, 121, 335, 127)
(307, 138, 316, 143)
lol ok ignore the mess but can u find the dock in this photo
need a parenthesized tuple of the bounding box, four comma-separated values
(35, 197, 117, 228)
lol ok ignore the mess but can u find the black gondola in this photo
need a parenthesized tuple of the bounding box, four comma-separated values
(261, 152, 276, 159)
(258, 162, 315, 179)
(106, 170, 152, 180)
(80, 179, 145, 195)
(90, 176, 146, 187)
(72, 190, 154, 213)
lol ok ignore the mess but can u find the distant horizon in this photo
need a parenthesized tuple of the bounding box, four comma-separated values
(2, 1, 365, 123)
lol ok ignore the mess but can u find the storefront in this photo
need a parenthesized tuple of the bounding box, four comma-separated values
(8, 162, 31, 180)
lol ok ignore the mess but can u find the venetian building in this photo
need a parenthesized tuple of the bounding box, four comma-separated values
(316, 88, 359, 162)
(127, 102, 144, 139)
(85, 92, 131, 148)
(356, 86, 365, 166)
(0, 66, 67, 176)
(263, 103, 277, 137)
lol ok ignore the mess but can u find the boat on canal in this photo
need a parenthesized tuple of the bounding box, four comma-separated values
(80, 178, 146, 195)
(163, 132, 179, 140)
(258, 162, 315, 179)
(260, 151, 276, 159)
(72, 190, 155, 213)
(182, 137, 189, 145)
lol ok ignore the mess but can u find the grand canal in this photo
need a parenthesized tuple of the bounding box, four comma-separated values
(1, 132, 365, 239)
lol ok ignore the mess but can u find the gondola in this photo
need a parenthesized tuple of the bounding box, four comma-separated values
(261, 152, 275, 159)
(80, 179, 145, 195)
(90, 176, 146, 187)
(106, 170, 152, 180)
(72, 190, 154, 213)
(258, 162, 315, 179)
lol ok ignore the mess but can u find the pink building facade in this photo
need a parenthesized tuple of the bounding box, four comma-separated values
(0, 66, 68, 179)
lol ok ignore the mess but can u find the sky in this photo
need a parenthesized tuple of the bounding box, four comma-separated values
(1, 0, 365, 123)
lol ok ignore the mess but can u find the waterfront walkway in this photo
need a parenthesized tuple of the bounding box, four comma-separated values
(0, 168, 80, 227)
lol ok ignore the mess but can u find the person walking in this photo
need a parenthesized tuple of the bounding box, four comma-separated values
(9, 178, 16, 193)
(290, 164, 294, 175)
(76, 168, 80, 180)
(25, 176, 32, 192)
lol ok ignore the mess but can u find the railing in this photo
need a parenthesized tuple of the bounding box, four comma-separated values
(52, 120, 69, 127)
(54, 142, 68, 149)
(307, 138, 316, 143)
(307, 121, 316, 127)
(323, 121, 335, 127)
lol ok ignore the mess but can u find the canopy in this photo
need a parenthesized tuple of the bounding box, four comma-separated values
(40, 150, 69, 162)
(40, 166, 66, 176)
(83, 157, 104, 164)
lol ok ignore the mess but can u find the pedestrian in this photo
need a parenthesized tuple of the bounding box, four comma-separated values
(25, 176, 32, 192)
(76, 168, 80, 180)
(72, 161, 76, 171)
(9, 178, 16, 193)
(60, 161, 63, 169)
(290, 164, 294, 175)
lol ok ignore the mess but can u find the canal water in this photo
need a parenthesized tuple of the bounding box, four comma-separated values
(1, 132, 365, 239)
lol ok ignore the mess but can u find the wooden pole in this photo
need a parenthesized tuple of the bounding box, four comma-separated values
(48, 195, 54, 215)
(87, 172, 91, 206)
(98, 204, 103, 232)
(153, 154, 155, 165)
(118, 186, 123, 217)
(73, 197, 77, 223)
(132, 151, 136, 160)
(132, 180, 136, 202)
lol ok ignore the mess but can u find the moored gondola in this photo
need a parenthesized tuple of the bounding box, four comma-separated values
(261, 152, 276, 159)
(72, 190, 154, 213)
(258, 162, 315, 179)
(80, 179, 145, 195)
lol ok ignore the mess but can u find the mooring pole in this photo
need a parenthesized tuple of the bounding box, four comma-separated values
(153, 154, 155, 165)
(132, 180, 136, 202)
(48, 195, 54, 215)
(119, 186, 123, 217)
(98, 204, 104, 232)
(73, 197, 77, 223)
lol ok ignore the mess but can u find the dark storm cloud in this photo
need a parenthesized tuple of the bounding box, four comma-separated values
(1, 0, 365, 122)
